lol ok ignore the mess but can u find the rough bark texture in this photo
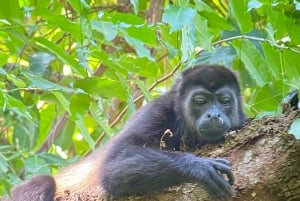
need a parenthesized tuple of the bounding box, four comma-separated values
(55, 111, 300, 201)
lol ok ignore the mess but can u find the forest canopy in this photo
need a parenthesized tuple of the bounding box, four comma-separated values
(0, 0, 300, 196)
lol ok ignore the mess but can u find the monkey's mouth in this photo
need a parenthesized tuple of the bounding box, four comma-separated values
(198, 122, 229, 140)
(199, 127, 227, 136)
(197, 128, 226, 142)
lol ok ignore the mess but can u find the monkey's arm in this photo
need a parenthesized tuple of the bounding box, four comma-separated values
(101, 144, 233, 200)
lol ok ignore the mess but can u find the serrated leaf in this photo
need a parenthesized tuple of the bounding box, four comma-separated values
(181, 24, 195, 63)
(232, 39, 267, 86)
(193, 14, 213, 50)
(90, 103, 113, 137)
(162, 6, 196, 32)
(195, 46, 236, 67)
(261, 43, 281, 79)
(229, 0, 253, 33)
(116, 73, 135, 115)
(123, 32, 154, 61)
(91, 20, 118, 41)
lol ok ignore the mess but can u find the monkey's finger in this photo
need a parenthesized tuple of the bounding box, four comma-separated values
(212, 164, 234, 185)
(213, 158, 232, 166)
(205, 171, 233, 200)
(210, 159, 234, 185)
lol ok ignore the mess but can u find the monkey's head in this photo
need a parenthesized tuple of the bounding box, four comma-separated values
(175, 65, 246, 148)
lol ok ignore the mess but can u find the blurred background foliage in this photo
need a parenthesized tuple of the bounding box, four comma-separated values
(0, 0, 299, 196)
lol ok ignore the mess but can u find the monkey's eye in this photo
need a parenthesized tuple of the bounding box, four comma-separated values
(219, 97, 231, 105)
(193, 95, 207, 105)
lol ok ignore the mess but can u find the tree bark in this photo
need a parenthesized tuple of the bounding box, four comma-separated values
(55, 111, 300, 201)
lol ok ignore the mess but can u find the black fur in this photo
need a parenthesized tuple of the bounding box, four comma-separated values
(9, 64, 245, 201)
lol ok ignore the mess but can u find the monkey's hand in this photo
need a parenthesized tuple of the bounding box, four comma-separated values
(180, 155, 234, 201)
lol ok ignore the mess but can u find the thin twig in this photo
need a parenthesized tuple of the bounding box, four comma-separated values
(36, 114, 68, 153)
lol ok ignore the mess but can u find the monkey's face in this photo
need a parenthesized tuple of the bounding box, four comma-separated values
(184, 86, 238, 142)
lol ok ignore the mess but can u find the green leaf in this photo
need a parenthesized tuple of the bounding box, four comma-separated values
(248, 0, 263, 10)
(289, 118, 300, 139)
(6, 74, 26, 88)
(232, 39, 267, 86)
(52, 92, 70, 112)
(29, 52, 55, 76)
(261, 43, 281, 79)
(195, 46, 236, 67)
(134, 79, 152, 102)
(0, 1, 23, 20)
(33, 8, 82, 40)
(91, 20, 118, 41)
(116, 73, 135, 115)
(0, 53, 9, 66)
(193, 14, 213, 50)
(162, 6, 196, 32)
(249, 81, 284, 112)
(33, 37, 86, 76)
(130, 0, 139, 14)
(13, 122, 37, 150)
(74, 77, 126, 100)
(112, 13, 144, 25)
(0, 154, 9, 173)
(24, 155, 51, 174)
(57, 120, 75, 150)
(26, 74, 75, 94)
(122, 31, 154, 61)
(125, 26, 157, 46)
(229, 0, 253, 33)
(74, 118, 95, 149)
(1, 93, 32, 120)
(181, 24, 195, 62)
(70, 93, 91, 120)
(67, 0, 90, 13)
(36, 104, 56, 146)
(90, 103, 113, 137)
(200, 11, 233, 30)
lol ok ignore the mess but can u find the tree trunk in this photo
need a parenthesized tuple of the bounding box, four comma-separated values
(56, 111, 300, 201)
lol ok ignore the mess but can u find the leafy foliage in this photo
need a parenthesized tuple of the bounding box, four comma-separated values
(0, 0, 299, 196)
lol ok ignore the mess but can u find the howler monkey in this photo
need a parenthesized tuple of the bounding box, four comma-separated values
(9, 64, 246, 201)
